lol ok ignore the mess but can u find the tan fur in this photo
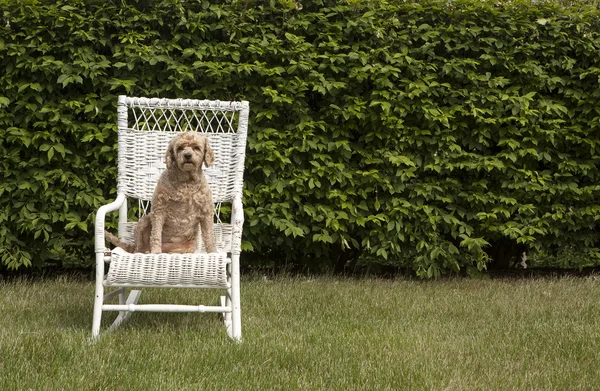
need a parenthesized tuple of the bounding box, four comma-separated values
(105, 132, 217, 253)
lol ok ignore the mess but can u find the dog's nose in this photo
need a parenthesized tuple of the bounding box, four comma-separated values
(184, 153, 192, 159)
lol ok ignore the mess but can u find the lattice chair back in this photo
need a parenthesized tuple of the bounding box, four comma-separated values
(115, 96, 249, 253)
(117, 96, 248, 203)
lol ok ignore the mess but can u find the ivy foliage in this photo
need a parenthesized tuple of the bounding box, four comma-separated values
(1, 0, 600, 276)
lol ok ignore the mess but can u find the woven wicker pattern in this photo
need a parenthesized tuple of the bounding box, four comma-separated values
(117, 97, 248, 203)
(106, 248, 230, 288)
(118, 130, 243, 202)
(118, 222, 234, 253)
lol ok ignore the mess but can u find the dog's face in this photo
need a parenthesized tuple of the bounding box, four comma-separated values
(165, 132, 214, 172)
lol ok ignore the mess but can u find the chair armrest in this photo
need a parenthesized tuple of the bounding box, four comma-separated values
(230, 195, 244, 254)
(94, 193, 126, 253)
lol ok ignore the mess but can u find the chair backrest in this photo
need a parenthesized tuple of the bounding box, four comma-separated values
(116, 96, 249, 205)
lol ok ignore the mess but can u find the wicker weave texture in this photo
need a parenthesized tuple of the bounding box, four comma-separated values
(116, 97, 248, 203)
(105, 248, 230, 288)
(118, 130, 244, 202)
(118, 222, 234, 253)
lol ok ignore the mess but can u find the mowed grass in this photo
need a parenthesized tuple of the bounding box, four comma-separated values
(1, 274, 599, 390)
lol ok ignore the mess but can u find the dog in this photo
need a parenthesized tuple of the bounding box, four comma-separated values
(105, 132, 218, 254)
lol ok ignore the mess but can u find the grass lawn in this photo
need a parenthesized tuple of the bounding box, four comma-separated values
(0, 274, 599, 390)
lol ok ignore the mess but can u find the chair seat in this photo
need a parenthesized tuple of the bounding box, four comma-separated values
(105, 248, 230, 289)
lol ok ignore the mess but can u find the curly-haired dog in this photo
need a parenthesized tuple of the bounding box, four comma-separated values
(106, 132, 217, 253)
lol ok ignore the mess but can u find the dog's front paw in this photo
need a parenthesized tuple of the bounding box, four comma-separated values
(150, 246, 161, 254)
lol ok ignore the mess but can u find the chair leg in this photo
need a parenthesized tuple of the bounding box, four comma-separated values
(118, 289, 127, 319)
(230, 253, 242, 341)
(108, 290, 141, 331)
(92, 293, 103, 339)
(221, 294, 232, 324)
(230, 298, 241, 341)
(92, 253, 105, 339)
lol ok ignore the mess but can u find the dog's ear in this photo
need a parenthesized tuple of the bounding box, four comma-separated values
(165, 136, 178, 169)
(165, 148, 175, 169)
(203, 137, 215, 168)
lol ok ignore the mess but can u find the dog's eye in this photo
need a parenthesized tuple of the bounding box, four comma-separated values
(193, 146, 200, 151)
(177, 146, 184, 152)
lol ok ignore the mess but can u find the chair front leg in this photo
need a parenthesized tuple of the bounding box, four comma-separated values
(230, 252, 242, 341)
(229, 194, 244, 341)
(92, 252, 105, 339)
(92, 193, 126, 339)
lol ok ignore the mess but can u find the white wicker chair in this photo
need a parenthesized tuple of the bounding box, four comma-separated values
(92, 96, 249, 341)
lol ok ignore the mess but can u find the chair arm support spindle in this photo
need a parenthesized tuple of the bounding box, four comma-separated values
(230, 195, 244, 255)
(94, 193, 127, 253)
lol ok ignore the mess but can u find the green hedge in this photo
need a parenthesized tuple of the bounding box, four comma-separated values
(1, 0, 600, 276)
